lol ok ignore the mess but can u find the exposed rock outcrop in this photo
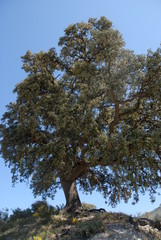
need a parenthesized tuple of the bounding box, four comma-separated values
(89, 214, 161, 240)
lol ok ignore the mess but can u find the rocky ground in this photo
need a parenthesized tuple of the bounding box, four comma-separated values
(0, 209, 161, 240)
(49, 210, 161, 240)
(89, 216, 161, 240)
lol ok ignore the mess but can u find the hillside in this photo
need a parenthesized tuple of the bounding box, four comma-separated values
(143, 204, 161, 221)
(0, 202, 161, 240)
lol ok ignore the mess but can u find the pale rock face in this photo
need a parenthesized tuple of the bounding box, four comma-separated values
(89, 220, 161, 240)
(138, 224, 160, 239)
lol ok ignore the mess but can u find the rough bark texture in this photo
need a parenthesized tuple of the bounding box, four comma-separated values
(61, 179, 81, 213)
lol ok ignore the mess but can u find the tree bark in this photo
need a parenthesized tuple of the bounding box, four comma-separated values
(61, 179, 81, 213)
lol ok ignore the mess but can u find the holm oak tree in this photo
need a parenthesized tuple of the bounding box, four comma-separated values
(0, 17, 161, 212)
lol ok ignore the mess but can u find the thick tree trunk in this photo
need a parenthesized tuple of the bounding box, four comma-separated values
(61, 179, 81, 213)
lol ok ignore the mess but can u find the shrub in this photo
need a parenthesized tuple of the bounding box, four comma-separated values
(82, 202, 96, 210)
(31, 201, 55, 220)
(10, 208, 32, 221)
(31, 201, 49, 213)
(78, 220, 104, 238)
(0, 209, 9, 222)
(54, 204, 65, 214)
(0, 208, 9, 232)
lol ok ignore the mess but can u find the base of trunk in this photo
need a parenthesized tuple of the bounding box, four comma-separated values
(61, 179, 81, 213)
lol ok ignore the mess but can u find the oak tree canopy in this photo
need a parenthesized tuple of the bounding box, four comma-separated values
(0, 17, 161, 212)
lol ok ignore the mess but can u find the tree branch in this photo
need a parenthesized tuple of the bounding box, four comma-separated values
(109, 102, 119, 134)
(117, 91, 148, 105)
(66, 162, 89, 182)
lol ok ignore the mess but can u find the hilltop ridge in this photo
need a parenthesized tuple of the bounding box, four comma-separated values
(0, 202, 161, 239)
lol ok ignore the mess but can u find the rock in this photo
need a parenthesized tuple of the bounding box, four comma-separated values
(89, 216, 161, 240)
(88, 208, 106, 213)
(137, 218, 154, 227)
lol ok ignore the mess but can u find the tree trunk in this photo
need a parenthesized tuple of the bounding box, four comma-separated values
(61, 179, 81, 213)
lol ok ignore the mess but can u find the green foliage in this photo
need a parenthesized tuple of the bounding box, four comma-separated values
(0, 16, 161, 209)
(31, 201, 48, 213)
(10, 208, 32, 221)
(78, 220, 104, 238)
(31, 201, 55, 221)
(53, 204, 65, 214)
(0, 202, 56, 239)
(0, 209, 8, 223)
(0, 209, 9, 233)
(82, 202, 96, 210)
(0, 202, 102, 239)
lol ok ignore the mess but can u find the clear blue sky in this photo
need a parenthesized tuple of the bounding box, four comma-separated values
(0, 0, 161, 215)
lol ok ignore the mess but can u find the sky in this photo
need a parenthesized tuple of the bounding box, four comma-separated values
(0, 0, 161, 216)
